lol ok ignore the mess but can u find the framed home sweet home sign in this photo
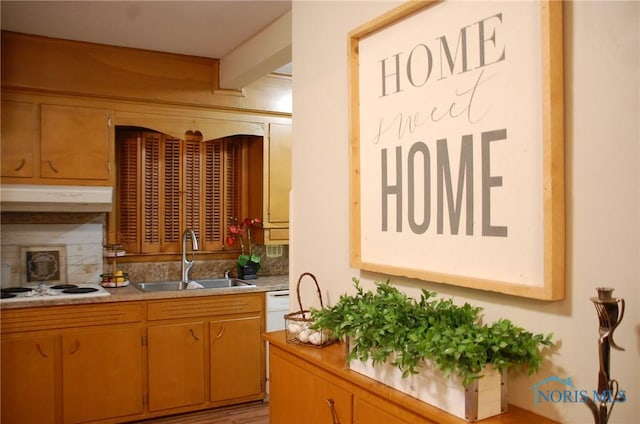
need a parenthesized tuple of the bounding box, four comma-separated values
(348, 0, 565, 300)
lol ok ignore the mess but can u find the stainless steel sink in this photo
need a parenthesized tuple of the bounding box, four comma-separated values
(135, 278, 255, 293)
(197, 278, 256, 289)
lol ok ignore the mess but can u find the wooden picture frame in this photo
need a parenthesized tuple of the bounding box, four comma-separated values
(348, 0, 564, 300)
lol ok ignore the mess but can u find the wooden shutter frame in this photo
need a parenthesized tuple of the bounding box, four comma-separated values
(114, 128, 260, 259)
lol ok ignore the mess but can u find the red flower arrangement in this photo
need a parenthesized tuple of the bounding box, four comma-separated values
(226, 217, 262, 266)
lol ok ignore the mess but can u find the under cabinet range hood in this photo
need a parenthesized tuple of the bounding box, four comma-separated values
(0, 184, 113, 212)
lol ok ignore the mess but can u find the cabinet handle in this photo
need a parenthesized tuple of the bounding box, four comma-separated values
(68, 340, 80, 355)
(15, 159, 25, 172)
(326, 398, 341, 424)
(47, 160, 59, 173)
(214, 326, 225, 340)
(189, 328, 200, 341)
(36, 343, 49, 358)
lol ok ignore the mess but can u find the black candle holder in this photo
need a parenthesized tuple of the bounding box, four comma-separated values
(583, 287, 625, 424)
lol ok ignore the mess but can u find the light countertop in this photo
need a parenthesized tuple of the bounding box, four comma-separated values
(0, 275, 289, 309)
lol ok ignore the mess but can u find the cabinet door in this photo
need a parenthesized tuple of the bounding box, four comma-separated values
(270, 348, 352, 424)
(62, 326, 144, 423)
(40, 104, 110, 180)
(210, 316, 263, 402)
(147, 321, 206, 411)
(1, 334, 57, 424)
(1, 100, 36, 178)
(265, 123, 291, 226)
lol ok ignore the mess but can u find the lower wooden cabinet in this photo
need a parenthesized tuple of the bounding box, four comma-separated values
(61, 326, 144, 423)
(265, 331, 559, 424)
(210, 316, 263, 403)
(1, 293, 266, 423)
(148, 321, 206, 411)
(270, 347, 352, 424)
(146, 293, 265, 415)
(1, 334, 57, 424)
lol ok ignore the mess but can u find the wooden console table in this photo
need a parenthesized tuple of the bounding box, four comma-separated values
(264, 330, 557, 424)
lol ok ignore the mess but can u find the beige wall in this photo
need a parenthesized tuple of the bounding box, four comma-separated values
(290, 1, 639, 423)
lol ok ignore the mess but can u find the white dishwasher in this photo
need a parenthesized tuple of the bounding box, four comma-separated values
(265, 289, 290, 398)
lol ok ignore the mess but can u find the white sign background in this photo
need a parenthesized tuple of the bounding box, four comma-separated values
(357, 1, 544, 287)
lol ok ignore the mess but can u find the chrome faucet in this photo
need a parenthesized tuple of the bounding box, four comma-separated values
(181, 229, 199, 289)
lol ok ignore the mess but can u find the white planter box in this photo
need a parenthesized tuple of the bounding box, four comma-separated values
(349, 357, 507, 422)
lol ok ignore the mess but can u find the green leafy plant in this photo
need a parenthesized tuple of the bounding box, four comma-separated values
(311, 278, 554, 386)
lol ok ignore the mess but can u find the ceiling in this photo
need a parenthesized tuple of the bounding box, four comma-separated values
(0, 1, 292, 74)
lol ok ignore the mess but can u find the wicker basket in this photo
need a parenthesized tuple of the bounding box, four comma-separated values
(284, 272, 336, 348)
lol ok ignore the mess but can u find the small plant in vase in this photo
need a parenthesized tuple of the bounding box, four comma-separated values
(226, 217, 262, 279)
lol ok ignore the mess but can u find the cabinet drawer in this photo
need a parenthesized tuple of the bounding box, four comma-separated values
(266, 228, 289, 242)
(1, 303, 144, 333)
(147, 293, 263, 321)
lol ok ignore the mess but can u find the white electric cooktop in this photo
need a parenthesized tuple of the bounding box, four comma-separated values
(0, 283, 110, 302)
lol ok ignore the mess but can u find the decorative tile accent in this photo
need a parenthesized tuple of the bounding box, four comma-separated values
(22, 245, 67, 283)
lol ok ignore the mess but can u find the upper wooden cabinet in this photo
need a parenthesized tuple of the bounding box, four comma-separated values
(40, 104, 110, 181)
(2, 31, 291, 115)
(1, 100, 37, 178)
(263, 122, 292, 244)
(0, 99, 112, 185)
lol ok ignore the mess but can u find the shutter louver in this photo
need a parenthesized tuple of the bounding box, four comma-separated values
(225, 138, 241, 234)
(162, 136, 181, 252)
(116, 132, 140, 253)
(141, 132, 161, 253)
(185, 139, 202, 239)
(203, 140, 223, 249)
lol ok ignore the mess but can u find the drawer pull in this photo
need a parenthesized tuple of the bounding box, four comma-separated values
(68, 340, 80, 355)
(189, 328, 200, 341)
(214, 326, 225, 340)
(47, 160, 59, 173)
(15, 159, 25, 172)
(327, 398, 341, 424)
(36, 343, 49, 358)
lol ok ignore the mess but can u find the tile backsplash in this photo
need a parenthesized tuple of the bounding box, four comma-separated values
(1, 222, 104, 286)
(1, 212, 289, 287)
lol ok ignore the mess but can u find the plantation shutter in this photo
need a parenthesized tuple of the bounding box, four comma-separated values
(184, 139, 202, 242)
(224, 138, 242, 234)
(116, 132, 140, 253)
(162, 135, 181, 252)
(141, 132, 162, 253)
(202, 140, 223, 250)
(115, 128, 251, 256)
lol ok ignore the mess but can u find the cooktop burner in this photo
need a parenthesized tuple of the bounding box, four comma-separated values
(0, 283, 110, 302)
(51, 284, 78, 290)
(62, 287, 98, 294)
(1, 287, 33, 293)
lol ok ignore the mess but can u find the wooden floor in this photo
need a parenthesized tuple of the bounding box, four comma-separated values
(132, 401, 269, 424)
